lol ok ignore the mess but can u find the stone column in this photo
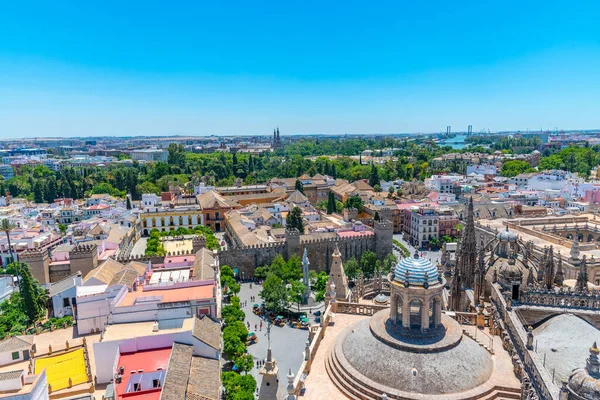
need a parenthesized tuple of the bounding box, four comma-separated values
(389, 294, 397, 324)
(435, 299, 442, 327)
(421, 298, 430, 331)
(402, 296, 410, 329)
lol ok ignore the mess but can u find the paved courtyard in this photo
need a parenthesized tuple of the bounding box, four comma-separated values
(129, 237, 148, 257)
(237, 282, 310, 393)
(394, 233, 442, 266)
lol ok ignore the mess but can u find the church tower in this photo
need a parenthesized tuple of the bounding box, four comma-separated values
(259, 325, 279, 400)
(273, 126, 282, 150)
(328, 245, 349, 300)
(456, 197, 477, 287)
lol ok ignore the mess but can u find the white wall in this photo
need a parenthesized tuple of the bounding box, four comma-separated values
(0, 349, 28, 367)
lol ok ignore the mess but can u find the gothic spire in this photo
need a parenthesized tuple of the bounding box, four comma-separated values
(554, 251, 564, 286)
(456, 196, 477, 287)
(526, 267, 535, 288)
(543, 245, 555, 289)
(474, 248, 486, 302)
(576, 255, 588, 291)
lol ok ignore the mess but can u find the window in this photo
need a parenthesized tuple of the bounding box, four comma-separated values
(63, 298, 71, 307)
(11, 351, 19, 360)
(205, 213, 210, 220)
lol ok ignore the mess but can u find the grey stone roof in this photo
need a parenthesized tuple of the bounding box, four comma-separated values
(192, 316, 221, 351)
(187, 356, 220, 400)
(340, 318, 493, 395)
(49, 273, 79, 297)
(108, 269, 138, 289)
(0, 370, 23, 381)
(534, 314, 600, 384)
(161, 343, 193, 400)
(192, 248, 215, 280)
(0, 335, 34, 354)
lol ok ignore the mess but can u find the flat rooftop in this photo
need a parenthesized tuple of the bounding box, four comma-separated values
(116, 347, 172, 400)
(102, 318, 195, 342)
(118, 283, 214, 307)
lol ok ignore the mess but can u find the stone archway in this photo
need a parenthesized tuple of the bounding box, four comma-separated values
(429, 297, 442, 328)
(566, 233, 573, 240)
(409, 298, 422, 329)
(395, 294, 403, 325)
(588, 234, 594, 243)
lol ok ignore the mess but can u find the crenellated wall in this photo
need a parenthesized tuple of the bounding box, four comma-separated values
(219, 221, 394, 277)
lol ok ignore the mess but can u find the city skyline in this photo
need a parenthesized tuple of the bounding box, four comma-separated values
(1, 1, 600, 138)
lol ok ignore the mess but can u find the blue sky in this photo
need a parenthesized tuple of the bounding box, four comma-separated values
(0, 1, 599, 138)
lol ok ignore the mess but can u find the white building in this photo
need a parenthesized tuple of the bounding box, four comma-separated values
(48, 272, 83, 318)
(466, 164, 497, 176)
(0, 369, 47, 400)
(0, 336, 34, 367)
(130, 149, 168, 163)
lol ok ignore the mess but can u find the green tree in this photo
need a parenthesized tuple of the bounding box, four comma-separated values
(343, 258, 360, 280)
(45, 177, 58, 203)
(374, 211, 381, 222)
(33, 181, 45, 203)
(286, 206, 305, 233)
(58, 223, 68, 236)
(0, 219, 16, 265)
(288, 280, 306, 311)
(382, 253, 398, 274)
(501, 160, 535, 178)
(222, 372, 256, 400)
(19, 265, 44, 323)
(233, 354, 254, 374)
(344, 195, 364, 213)
(260, 274, 287, 314)
(373, 184, 382, 192)
(126, 196, 132, 210)
(136, 181, 161, 196)
(326, 191, 336, 214)
(167, 143, 186, 168)
(295, 179, 304, 194)
(368, 163, 380, 188)
(360, 251, 378, 278)
(388, 186, 395, 198)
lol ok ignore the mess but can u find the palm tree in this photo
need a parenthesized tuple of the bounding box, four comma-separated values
(0, 218, 17, 265)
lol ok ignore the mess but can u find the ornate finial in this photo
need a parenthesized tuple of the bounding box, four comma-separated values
(591, 342, 599, 355)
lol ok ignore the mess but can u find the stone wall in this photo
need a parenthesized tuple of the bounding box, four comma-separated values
(220, 220, 393, 278)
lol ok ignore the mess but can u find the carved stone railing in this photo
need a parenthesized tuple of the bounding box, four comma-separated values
(336, 301, 389, 315)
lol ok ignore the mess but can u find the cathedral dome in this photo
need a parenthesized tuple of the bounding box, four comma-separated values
(497, 261, 523, 282)
(497, 227, 518, 243)
(393, 254, 439, 286)
(568, 368, 600, 398)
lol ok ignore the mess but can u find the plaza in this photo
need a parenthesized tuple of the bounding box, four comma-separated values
(236, 282, 311, 393)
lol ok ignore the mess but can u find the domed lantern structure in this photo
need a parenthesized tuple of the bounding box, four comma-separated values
(389, 253, 445, 332)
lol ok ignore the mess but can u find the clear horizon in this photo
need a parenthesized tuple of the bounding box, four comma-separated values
(1, 1, 600, 138)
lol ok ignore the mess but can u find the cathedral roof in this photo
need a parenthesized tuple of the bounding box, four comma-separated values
(340, 317, 493, 395)
(393, 254, 439, 286)
(497, 227, 518, 242)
